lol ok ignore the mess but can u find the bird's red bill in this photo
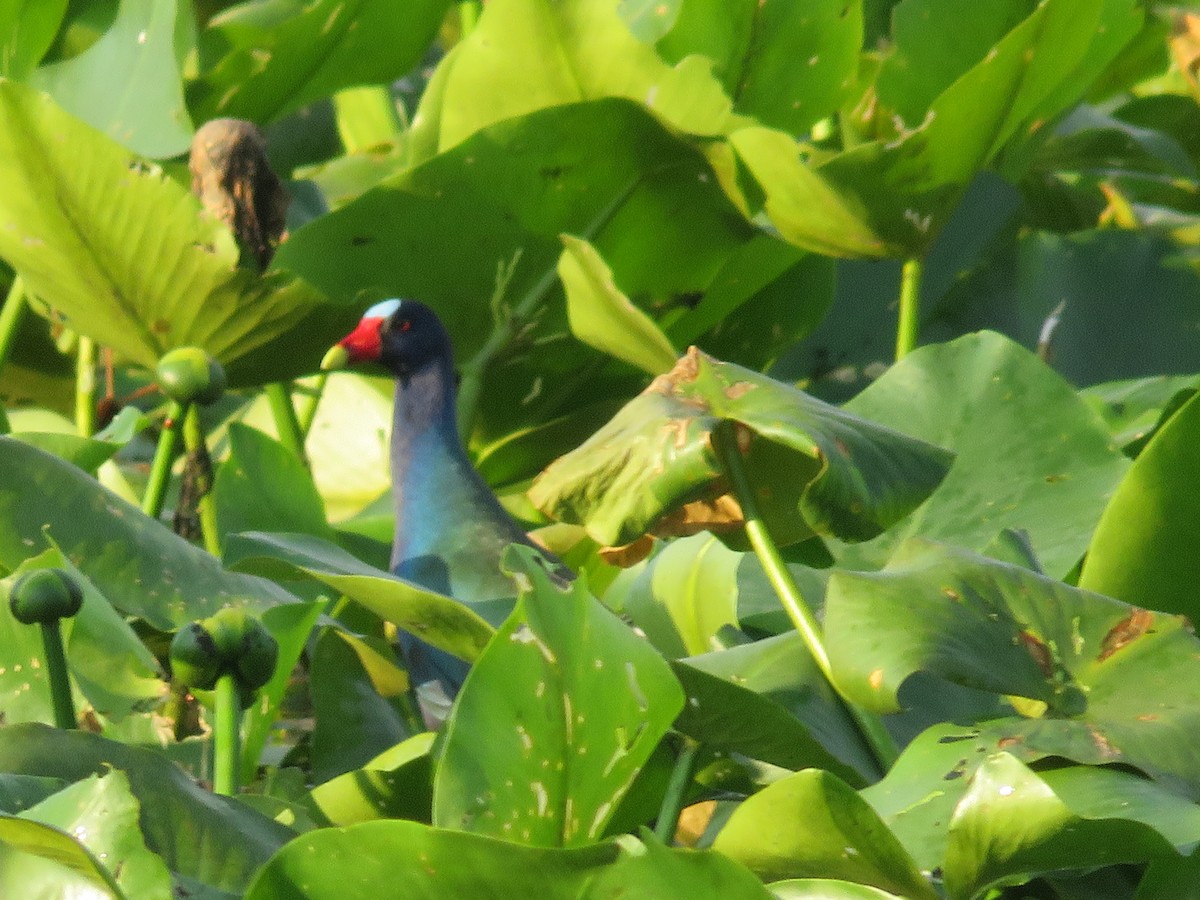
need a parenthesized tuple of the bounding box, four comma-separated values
(338, 316, 386, 362)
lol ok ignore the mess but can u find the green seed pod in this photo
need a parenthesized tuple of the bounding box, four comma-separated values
(169, 622, 223, 690)
(234, 621, 279, 691)
(156, 347, 227, 406)
(9, 568, 84, 625)
(206, 607, 251, 659)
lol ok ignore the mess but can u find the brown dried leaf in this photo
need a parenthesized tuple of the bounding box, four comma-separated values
(1097, 608, 1155, 663)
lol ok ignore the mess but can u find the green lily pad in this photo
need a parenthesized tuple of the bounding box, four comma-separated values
(0, 723, 294, 893)
(0, 771, 171, 900)
(420, 0, 739, 155)
(712, 768, 938, 898)
(433, 545, 684, 847)
(0, 437, 297, 630)
(944, 752, 1200, 899)
(529, 346, 953, 548)
(826, 540, 1200, 795)
(190, 0, 450, 124)
(839, 331, 1129, 577)
(1079, 390, 1200, 622)
(0, 80, 342, 385)
(245, 821, 772, 899)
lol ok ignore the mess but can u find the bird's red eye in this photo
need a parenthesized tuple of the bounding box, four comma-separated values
(398, 319, 412, 333)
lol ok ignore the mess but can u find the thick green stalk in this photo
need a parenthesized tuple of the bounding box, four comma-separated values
(712, 425, 897, 772)
(265, 382, 307, 466)
(142, 400, 188, 520)
(652, 737, 701, 844)
(75, 336, 96, 437)
(183, 404, 221, 557)
(0, 276, 27, 375)
(40, 620, 76, 730)
(212, 673, 242, 796)
(894, 257, 923, 361)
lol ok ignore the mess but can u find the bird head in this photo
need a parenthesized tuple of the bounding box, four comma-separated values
(322, 299, 453, 380)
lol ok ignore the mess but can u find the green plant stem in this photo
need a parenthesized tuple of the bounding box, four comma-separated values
(265, 382, 307, 466)
(39, 620, 76, 730)
(297, 372, 329, 439)
(142, 400, 188, 520)
(75, 336, 96, 437)
(894, 256, 923, 361)
(0, 276, 27, 376)
(712, 425, 898, 772)
(212, 673, 241, 796)
(652, 737, 701, 844)
(183, 404, 221, 557)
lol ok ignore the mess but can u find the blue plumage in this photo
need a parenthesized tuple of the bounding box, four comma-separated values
(326, 299, 564, 711)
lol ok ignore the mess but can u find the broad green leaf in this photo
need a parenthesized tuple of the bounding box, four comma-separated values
(839, 331, 1129, 577)
(213, 424, 336, 548)
(944, 753, 1200, 899)
(30, 0, 193, 158)
(6, 405, 147, 474)
(558, 235, 677, 375)
(0, 80, 345, 384)
(0, 0, 67, 79)
(1079, 386, 1200, 621)
(278, 99, 755, 372)
(683, 630, 881, 782)
(0, 775, 64, 814)
(3, 771, 171, 900)
(770, 882, 904, 900)
(728, 127, 893, 258)
(0, 724, 294, 893)
(672, 660, 865, 787)
(304, 733, 435, 827)
(529, 346, 953, 547)
(245, 821, 772, 899)
(190, 0, 451, 124)
(827, 541, 1200, 794)
(814, 0, 1142, 254)
(712, 769, 937, 899)
(0, 437, 298, 630)
(422, 0, 739, 154)
(875, 0, 1036, 126)
(0, 815, 128, 899)
(434, 546, 685, 847)
(223, 530, 494, 663)
(622, 533, 740, 658)
(1080, 374, 1198, 449)
(726, 0, 863, 136)
(309, 628, 412, 783)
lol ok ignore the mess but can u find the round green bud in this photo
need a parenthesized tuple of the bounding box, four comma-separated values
(205, 607, 251, 659)
(9, 568, 84, 624)
(234, 621, 279, 691)
(169, 622, 222, 690)
(156, 347, 227, 406)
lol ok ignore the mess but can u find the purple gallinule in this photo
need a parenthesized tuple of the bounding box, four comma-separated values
(322, 299, 568, 710)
